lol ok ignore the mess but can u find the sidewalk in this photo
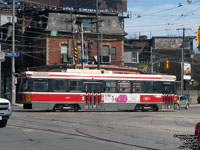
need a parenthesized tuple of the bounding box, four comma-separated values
(190, 104, 200, 107)
(11, 103, 23, 107)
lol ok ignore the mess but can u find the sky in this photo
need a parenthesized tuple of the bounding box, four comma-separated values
(125, 0, 199, 42)
(0, 0, 199, 49)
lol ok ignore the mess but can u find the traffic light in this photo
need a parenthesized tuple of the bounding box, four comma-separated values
(164, 59, 170, 70)
(196, 28, 200, 49)
(74, 46, 79, 64)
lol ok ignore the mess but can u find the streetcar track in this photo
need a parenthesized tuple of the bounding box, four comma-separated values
(9, 124, 160, 150)
(73, 126, 161, 150)
(11, 113, 185, 137)
(9, 124, 89, 138)
(12, 112, 197, 134)
(18, 125, 73, 150)
(9, 110, 199, 150)
(9, 117, 165, 150)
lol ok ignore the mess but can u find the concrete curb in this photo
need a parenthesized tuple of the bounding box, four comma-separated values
(190, 104, 200, 107)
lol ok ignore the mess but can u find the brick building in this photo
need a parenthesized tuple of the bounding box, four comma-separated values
(17, 9, 127, 70)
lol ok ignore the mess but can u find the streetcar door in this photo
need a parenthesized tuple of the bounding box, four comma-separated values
(162, 82, 175, 110)
(84, 82, 102, 110)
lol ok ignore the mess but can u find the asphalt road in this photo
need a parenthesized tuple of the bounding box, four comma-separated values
(1, 105, 200, 150)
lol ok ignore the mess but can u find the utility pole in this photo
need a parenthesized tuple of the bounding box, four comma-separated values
(181, 28, 185, 95)
(151, 46, 153, 74)
(0, 44, 1, 98)
(11, 0, 16, 104)
(96, 0, 100, 70)
(177, 28, 187, 95)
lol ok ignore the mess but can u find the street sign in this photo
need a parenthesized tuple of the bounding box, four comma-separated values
(0, 52, 5, 62)
(80, 59, 88, 63)
(5, 53, 20, 57)
(51, 30, 58, 36)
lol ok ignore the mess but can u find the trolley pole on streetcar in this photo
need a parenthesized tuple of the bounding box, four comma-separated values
(11, 0, 16, 105)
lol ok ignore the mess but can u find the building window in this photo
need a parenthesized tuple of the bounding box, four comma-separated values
(132, 52, 138, 63)
(124, 52, 138, 63)
(61, 44, 68, 63)
(7, 17, 11, 23)
(102, 45, 109, 56)
(0, 32, 3, 40)
(82, 19, 91, 32)
(111, 47, 116, 59)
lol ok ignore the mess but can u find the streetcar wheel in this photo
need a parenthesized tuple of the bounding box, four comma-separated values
(185, 104, 189, 110)
(53, 104, 63, 112)
(73, 105, 79, 112)
(0, 120, 7, 128)
(152, 105, 158, 112)
(175, 104, 180, 110)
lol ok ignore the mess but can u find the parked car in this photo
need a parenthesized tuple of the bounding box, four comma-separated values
(0, 98, 12, 128)
(197, 96, 200, 104)
(175, 95, 190, 110)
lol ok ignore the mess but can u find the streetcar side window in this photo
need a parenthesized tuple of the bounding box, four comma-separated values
(69, 80, 82, 92)
(33, 79, 48, 92)
(118, 81, 130, 93)
(52, 79, 67, 92)
(132, 81, 145, 93)
(104, 81, 116, 93)
(145, 81, 158, 93)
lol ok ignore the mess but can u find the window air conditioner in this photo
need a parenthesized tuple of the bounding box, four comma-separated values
(101, 56, 111, 63)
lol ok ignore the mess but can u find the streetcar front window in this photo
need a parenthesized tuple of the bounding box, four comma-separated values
(33, 80, 48, 92)
(19, 78, 32, 92)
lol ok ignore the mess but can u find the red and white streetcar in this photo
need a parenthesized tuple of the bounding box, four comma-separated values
(17, 69, 177, 111)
